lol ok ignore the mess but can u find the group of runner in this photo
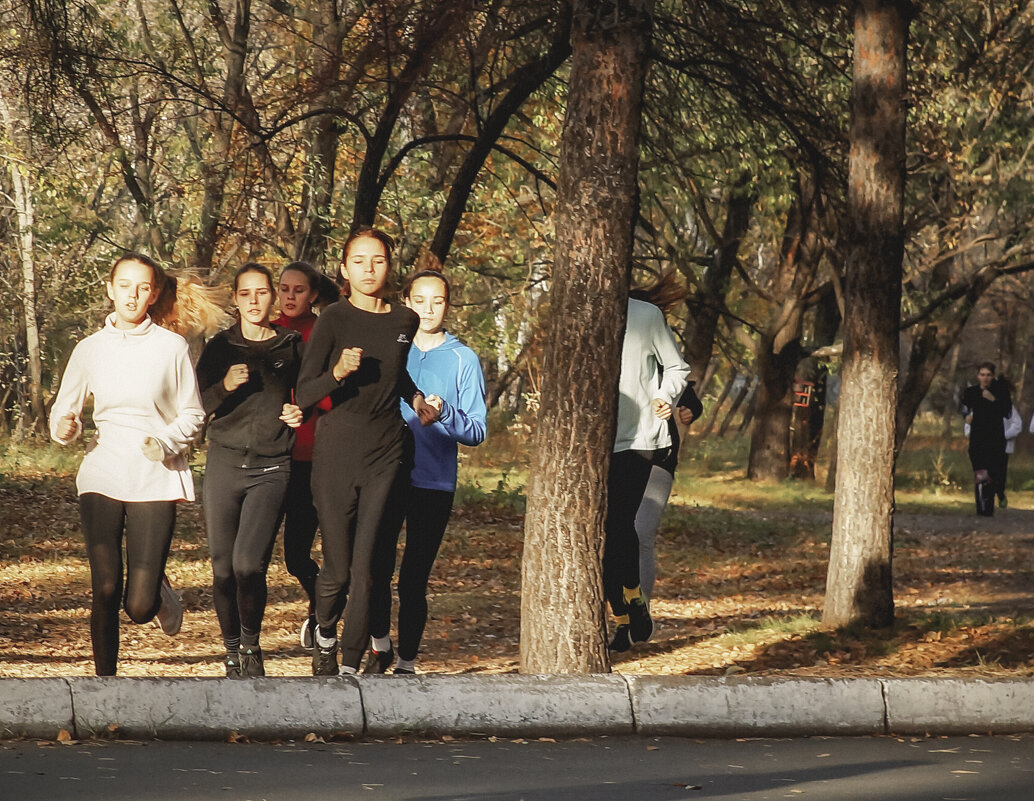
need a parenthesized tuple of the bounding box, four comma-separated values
(50, 228, 487, 678)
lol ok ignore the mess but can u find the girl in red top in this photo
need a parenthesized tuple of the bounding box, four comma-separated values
(273, 261, 340, 648)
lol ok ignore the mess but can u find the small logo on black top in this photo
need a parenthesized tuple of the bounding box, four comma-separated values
(397, 334, 410, 343)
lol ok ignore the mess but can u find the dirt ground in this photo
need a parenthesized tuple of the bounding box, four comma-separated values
(2, 471, 1034, 678)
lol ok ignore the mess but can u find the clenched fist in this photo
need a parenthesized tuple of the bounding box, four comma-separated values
(223, 363, 249, 391)
(332, 347, 363, 381)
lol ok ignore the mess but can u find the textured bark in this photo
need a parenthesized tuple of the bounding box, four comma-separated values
(747, 337, 804, 480)
(824, 0, 911, 629)
(520, 0, 652, 674)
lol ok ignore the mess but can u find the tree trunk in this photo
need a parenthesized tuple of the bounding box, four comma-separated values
(823, 0, 910, 629)
(747, 338, 803, 480)
(520, 0, 653, 675)
(1, 93, 46, 435)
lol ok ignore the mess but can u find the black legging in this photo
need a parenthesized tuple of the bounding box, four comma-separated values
(279, 459, 320, 617)
(79, 492, 176, 676)
(203, 447, 290, 648)
(369, 486, 455, 662)
(311, 429, 411, 670)
(603, 449, 655, 617)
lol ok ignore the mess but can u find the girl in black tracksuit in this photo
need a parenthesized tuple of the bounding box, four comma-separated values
(196, 263, 304, 677)
(296, 227, 439, 675)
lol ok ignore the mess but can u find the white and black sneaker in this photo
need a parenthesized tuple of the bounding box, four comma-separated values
(300, 616, 316, 650)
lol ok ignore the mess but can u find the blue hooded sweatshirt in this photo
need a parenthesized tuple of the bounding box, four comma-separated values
(401, 332, 487, 491)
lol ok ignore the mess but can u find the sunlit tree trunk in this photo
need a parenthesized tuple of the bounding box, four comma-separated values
(824, 0, 912, 628)
(520, 0, 653, 674)
(1, 93, 45, 435)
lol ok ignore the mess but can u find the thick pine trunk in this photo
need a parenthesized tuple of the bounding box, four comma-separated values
(520, 0, 652, 675)
(824, 0, 910, 629)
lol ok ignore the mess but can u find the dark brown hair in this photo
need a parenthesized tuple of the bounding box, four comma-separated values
(629, 268, 687, 314)
(234, 262, 275, 293)
(280, 260, 341, 309)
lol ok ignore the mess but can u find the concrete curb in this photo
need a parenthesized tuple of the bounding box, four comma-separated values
(884, 678, 1034, 735)
(3, 676, 1034, 741)
(628, 676, 886, 737)
(71, 677, 363, 740)
(362, 674, 633, 737)
(0, 678, 74, 739)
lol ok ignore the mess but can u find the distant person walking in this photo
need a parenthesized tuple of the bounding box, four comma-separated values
(296, 227, 440, 676)
(366, 265, 487, 675)
(49, 253, 205, 676)
(195, 263, 304, 677)
(962, 362, 1011, 516)
(606, 297, 690, 652)
(272, 261, 340, 649)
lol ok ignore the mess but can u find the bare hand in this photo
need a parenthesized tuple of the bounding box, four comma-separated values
(332, 347, 363, 381)
(982, 389, 996, 402)
(425, 394, 444, 413)
(652, 398, 673, 420)
(223, 363, 249, 391)
(55, 412, 78, 441)
(141, 436, 164, 462)
(676, 405, 696, 426)
(280, 403, 303, 428)
(964, 414, 973, 425)
(413, 394, 441, 426)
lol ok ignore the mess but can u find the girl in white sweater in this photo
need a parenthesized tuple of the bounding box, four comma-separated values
(50, 253, 205, 676)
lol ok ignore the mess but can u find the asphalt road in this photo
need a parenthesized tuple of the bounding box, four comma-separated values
(3, 734, 1033, 800)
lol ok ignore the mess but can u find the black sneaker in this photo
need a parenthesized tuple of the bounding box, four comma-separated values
(608, 624, 632, 653)
(313, 639, 339, 676)
(225, 653, 242, 679)
(240, 647, 265, 678)
(362, 646, 395, 675)
(393, 666, 416, 675)
(627, 593, 653, 644)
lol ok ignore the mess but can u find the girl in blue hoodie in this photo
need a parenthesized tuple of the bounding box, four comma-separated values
(367, 267, 487, 674)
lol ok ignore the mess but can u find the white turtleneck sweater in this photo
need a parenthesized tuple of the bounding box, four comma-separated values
(49, 314, 205, 502)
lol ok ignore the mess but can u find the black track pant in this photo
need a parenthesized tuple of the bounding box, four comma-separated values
(79, 493, 176, 676)
(369, 486, 455, 662)
(603, 449, 655, 617)
(278, 459, 320, 617)
(969, 443, 1006, 516)
(203, 447, 290, 648)
(311, 427, 411, 670)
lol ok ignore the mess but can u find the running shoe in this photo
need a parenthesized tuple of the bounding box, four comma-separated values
(392, 666, 416, 675)
(240, 647, 265, 678)
(312, 639, 339, 676)
(362, 645, 395, 675)
(627, 593, 653, 644)
(608, 624, 632, 653)
(154, 575, 183, 636)
(300, 617, 316, 650)
(225, 653, 242, 679)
